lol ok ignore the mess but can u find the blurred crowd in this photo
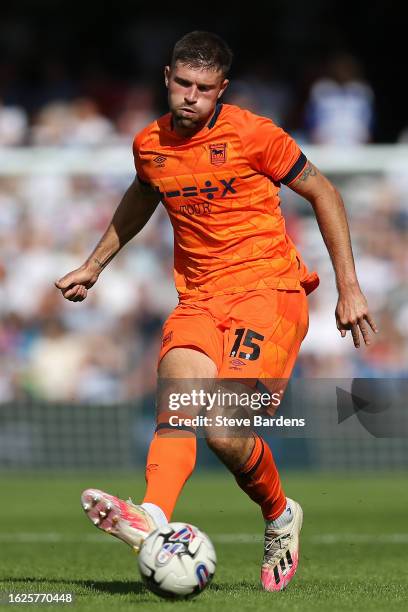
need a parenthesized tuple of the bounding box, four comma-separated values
(0, 161, 407, 404)
(0, 52, 396, 148)
(0, 50, 407, 404)
(3, 49, 408, 147)
(0, 170, 177, 403)
(291, 170, 408, 379)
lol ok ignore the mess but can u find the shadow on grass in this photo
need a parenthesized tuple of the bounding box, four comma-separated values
(208, 580, 258, 592)
(2, 577, 146, 596)
(3, 577, 262, 599)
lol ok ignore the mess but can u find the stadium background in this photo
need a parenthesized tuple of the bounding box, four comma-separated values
(1, 4, 408, 610)
(0, 2, 407, 469)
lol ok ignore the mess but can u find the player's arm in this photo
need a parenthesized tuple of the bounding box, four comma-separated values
(288, 161, 378, 347)
(55, 178, 160, 302)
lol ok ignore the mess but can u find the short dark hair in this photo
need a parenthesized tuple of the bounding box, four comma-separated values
(171, 31, 233, 77)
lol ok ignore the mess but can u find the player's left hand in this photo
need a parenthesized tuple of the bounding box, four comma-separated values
(335, 286, 378, 348)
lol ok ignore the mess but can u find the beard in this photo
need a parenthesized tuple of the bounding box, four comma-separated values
(173, 110, 201, 128)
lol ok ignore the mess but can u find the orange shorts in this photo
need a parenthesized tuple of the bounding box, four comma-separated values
(158, 288, 309, 382)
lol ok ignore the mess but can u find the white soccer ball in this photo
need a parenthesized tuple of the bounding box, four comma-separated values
(138, 522, 216, 599)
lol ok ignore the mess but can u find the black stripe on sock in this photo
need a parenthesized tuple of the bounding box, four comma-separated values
(255, 380, 272, 396)
(155, 422, 196, 435)
(236, 435, 264, 479)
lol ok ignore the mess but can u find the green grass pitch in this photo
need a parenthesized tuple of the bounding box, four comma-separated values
(0, 471, 407, 611)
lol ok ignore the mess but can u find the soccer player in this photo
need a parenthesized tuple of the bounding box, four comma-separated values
(55, 31, 377, 591)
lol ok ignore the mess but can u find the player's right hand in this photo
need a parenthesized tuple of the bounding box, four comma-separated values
(335, 286, 378, 348)
(55, 264, 99, 302)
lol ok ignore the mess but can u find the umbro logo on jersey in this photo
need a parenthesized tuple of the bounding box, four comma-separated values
(210, 143, 227, 166)
(154, 155, 167, 167)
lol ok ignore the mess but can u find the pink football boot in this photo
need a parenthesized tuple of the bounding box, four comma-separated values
(81, 488, 157, 553)
(261, 498, 303, 591)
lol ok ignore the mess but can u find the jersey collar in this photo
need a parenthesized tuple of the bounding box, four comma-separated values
(208, 102, 223, 128)
(169, 103, 223, 137)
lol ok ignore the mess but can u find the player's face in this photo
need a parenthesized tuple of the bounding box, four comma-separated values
(165, 62, 229, 136)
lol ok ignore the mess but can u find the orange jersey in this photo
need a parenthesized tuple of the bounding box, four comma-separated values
(133, 103, 319, 300)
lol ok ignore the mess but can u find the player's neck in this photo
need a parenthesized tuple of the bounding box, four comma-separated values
(171, 103, 222, 139)
(171, 116, 210, 139)
(172, 119, 207, 139)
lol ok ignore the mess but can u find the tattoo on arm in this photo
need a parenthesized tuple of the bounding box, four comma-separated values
(93, 256, 114, 271)
(295, 162, 317, 184)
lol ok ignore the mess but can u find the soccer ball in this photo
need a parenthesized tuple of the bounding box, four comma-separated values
(138, 522, 216, 599)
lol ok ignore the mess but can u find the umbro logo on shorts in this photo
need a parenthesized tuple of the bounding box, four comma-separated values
(230, 358, 246, 369)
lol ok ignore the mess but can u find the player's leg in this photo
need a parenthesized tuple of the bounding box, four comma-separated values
(255, 291, 307, 589)
(82, 303, 221, 551)
(206, 288, 308, 590)
(205, 430, 286, 522)
(81, 348, 217, 551)
(205, 429, 301, 591)
(141, 346, 217, 522)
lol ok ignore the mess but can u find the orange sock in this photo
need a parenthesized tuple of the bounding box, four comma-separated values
(234, 434, 286, 520)
(142, 419, 196, 520)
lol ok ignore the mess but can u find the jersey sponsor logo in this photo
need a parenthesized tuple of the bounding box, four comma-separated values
(209, 143, 227, 166)
(153, 155, 167, 167)
(179, 202, 211, 216)
(155, 177, 237, 201)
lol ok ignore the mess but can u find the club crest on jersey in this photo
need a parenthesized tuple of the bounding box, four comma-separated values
(209, 143, 227, 166)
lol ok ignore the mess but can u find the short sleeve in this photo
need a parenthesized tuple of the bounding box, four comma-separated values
(132, 131, 151, 186)
(241, 112, 307, 184)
